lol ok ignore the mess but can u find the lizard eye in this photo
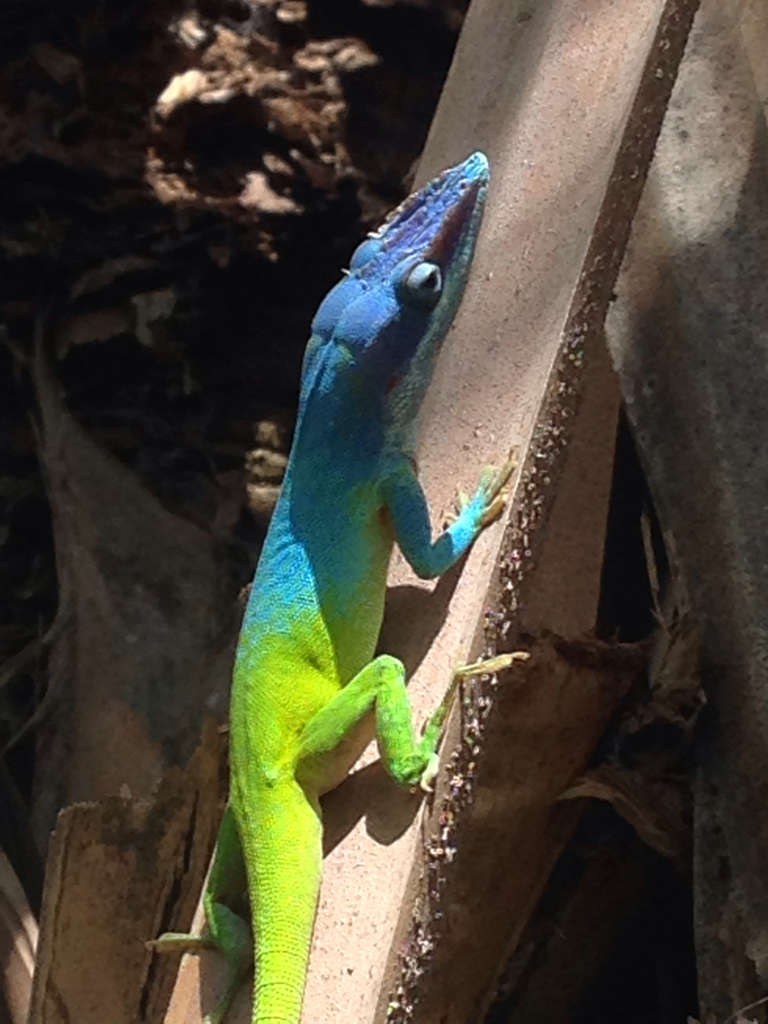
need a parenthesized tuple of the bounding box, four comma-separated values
(396, 260, 443, 309)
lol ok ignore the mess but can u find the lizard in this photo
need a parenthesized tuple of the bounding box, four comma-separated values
(151, 150, 516, 1024)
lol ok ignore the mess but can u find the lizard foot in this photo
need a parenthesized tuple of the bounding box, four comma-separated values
(419, 752, 441, 793)
(453, 650, 530, 680)
(441, 650, 530, 722)
(417, 651, 530, 793)
(146, 932, 213, 955)
(446, 452, 517, 529)
(147, 927, 251, 1024)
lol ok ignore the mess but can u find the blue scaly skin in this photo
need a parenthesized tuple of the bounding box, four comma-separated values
(152, 152, 513, 1024)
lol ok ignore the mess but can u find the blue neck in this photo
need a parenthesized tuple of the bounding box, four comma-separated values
(291, 345, 386, 479)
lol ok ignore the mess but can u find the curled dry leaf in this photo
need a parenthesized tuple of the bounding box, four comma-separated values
(560, 764, 686, 861)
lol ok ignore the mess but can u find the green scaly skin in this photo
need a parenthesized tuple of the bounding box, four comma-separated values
(153, 152, 509, 1024)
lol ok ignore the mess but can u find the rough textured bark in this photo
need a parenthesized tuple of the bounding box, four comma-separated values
(606, 0, 768, 1016)
(29, 723, 223, 1024)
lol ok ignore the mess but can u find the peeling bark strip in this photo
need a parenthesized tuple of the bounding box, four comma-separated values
(386, 639, 646, 1024)
(29, 724, 223, 1024)
(606, 0, 768, 1015)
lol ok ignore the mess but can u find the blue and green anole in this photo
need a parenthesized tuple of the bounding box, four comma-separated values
(151, 151, 516, 1024)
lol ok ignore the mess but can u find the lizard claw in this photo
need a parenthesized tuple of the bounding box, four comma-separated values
(444, 486, 470, 527)
(446, 453, 516, 529)
(472, 452, 517, 528)
(419, 753, 441, 793)
(479, 492, 506, 528)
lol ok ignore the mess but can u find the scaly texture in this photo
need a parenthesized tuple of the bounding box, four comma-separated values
(155, 152, 505, 1024)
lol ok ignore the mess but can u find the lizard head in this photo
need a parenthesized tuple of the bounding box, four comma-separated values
(303, 152, 490, 437)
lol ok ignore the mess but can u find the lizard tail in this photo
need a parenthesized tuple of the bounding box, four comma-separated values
(236, 780, 323, 1024)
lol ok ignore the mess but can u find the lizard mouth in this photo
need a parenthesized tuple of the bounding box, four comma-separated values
(424, 178, 484, 269)
(372, 152, 489, 280)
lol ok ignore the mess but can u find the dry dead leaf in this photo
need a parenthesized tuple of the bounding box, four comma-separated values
(30, 319, 237, 848)
(0, 852, 38, 1024)
(560, 764, 686, 860)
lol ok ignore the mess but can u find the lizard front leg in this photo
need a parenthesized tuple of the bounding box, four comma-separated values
(304, 448, 516, 790)
(380, 452, 515, 580)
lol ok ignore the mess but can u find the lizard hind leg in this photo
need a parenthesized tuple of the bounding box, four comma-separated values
(295, 649, 530, 803)
(149, 804, 253, 1024)
(147, 909, 250, 1024)
(201, 804, 253, 1024)
(296, 654, 457, 796)
(201, 896, 253, 1024)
